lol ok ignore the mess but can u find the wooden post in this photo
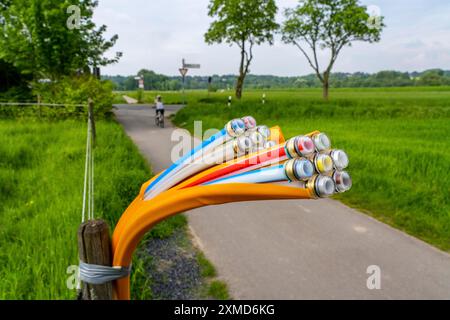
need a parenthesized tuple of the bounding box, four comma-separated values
(88, 98, 96, 144)
(77, 219, 113, 300)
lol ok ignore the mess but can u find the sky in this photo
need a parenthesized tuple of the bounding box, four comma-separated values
(93, 0, 450, 77)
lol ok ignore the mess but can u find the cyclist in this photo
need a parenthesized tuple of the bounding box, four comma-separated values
(154, 95, 165, 127)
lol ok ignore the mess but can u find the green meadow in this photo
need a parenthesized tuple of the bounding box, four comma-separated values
(144, 86, 450, 251)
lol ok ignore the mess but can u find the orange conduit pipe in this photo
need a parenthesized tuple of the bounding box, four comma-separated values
(112, 183, 315, 300)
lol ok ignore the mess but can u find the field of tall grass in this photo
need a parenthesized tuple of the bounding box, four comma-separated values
(118, 86, 450, 109)
(0, 118, 160, 299)
(165, 87, 450, 252)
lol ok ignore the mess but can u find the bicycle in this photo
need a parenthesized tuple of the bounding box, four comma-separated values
(155, 109, 165, 128)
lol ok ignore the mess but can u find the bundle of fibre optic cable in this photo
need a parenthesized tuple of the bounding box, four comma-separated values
(143, 116, 352, 201)
(111, 116, 353, 300)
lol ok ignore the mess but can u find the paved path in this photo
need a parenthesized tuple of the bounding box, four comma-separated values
(122, 95, 138, 104)
(114, 104, 450, 300)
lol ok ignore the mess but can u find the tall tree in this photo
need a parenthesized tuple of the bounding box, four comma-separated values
(282, 0, 384, 100)
(0, 0, 120, 80)
(205, 0, 278, 99)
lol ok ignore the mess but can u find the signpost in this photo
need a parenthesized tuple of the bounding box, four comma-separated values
(182, 58, 201, 70)
(179, 59, 201, 105)
(179, 68, 189, 105)
(183, 63, 201, 69)
(179, 68, 189, 77)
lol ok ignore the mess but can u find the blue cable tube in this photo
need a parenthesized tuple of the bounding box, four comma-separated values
(143, 129, 226, 195)
(206, 158, 315, 186)
(145, 135, 253, 201)
(143, 118, 248, 198)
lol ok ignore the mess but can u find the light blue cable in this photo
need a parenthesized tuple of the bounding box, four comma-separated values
(205, 165, 285, 185)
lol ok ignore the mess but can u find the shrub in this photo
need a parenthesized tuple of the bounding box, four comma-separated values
(0, 86, 33, 102)
(33, 75, 114, 116)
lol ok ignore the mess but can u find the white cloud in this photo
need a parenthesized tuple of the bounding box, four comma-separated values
(93, 0, 450, 76)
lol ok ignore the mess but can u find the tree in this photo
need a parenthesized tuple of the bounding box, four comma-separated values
(205, 0, 279, 99)
(0, 0, 120, 80)
(373, 71, 412, 87)
(418, 70, 447, 86)
(282, 0, 384, 100)
(137, 69, 170, 90)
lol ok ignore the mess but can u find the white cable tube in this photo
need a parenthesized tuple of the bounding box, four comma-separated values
(328, 149, 349, 171)
(207, 165, 285, 185)
(332, 171, 352, 193)
(204, 136, 251, 164)
(207, 159, 315, 186)
(253, 125, 271, 140)
(311, 132, 331, 152)
(214, 155, 286, 182)
(144, 117, 248, 198)
(211, 124, 266, 155)
(248, 131, 267, 152)
(243, 125, 272, 153)
(306, 175, 336, 198)
(144, 136, 253, 200)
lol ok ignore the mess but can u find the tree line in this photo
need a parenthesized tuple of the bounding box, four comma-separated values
(104, 69, 450, 91)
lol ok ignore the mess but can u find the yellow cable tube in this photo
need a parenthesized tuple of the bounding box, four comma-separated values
(112, 183, 315, 300)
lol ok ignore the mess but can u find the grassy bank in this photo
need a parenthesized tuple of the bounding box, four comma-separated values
(170, 87, 450, 252)
(0, 118, 151, 299)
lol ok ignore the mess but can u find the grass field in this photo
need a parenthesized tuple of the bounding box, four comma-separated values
(138, 86, 450, 252)
(118, 86, 450, 112)
(0, 118, 188, 299)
